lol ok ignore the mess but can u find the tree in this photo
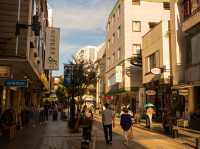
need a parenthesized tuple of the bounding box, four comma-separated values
(55, 78, 68, 102)
(64, 57, 97, 128)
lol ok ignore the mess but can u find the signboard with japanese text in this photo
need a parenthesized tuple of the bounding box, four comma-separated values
(5, 80, 28, 88)
(64, 64, 73, 87)
(45, 27, 60, 70)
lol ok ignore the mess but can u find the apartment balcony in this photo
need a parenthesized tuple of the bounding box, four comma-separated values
(182, 0, 200, 32)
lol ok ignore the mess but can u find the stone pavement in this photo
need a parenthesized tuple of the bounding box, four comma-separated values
(0, 114, 193, 149)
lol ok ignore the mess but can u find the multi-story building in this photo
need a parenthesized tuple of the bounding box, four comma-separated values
(170, 0, 200, 130)
(0, 0, 50, 118)
(75, 46, 98, 63)
(105, 0, 170, 113)
(96, 43, 106, 109)
(142, 20, 170, 120)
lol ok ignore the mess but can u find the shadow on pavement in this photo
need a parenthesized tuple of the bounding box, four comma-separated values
(94, 120, 148, 149)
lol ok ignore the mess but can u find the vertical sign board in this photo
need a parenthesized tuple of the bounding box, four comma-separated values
(45, 27, 60, 70)
(64, 64, 73, 87)
(115, 66, 122, 83)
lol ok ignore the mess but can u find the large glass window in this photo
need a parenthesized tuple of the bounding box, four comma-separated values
(146, 51, 159, 73)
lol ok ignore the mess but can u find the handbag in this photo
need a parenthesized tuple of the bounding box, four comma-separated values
(127, 126, 133, 140)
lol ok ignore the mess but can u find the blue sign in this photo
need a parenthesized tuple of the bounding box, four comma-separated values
(64, 64, 73, 87)
(5, 80, 28, 88)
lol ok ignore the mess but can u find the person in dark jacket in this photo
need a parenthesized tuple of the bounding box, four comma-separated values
(120, 107, 132, 145)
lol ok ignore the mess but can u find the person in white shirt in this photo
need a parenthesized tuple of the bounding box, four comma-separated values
(102, 103, 115, 144)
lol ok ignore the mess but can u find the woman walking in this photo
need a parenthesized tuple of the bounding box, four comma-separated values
(120, 107, 133, 145)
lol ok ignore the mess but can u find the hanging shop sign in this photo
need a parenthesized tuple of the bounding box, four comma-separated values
(151, 68, 161, 75)
(0, 66, 10, 78)
(115, 65, 122, 83)
(146, 90, 156, 96)
(5, 80, 28, 88)
(179, 89, 189, 96)
(40, 73, 49, 90)
(45, 27, 60, 70)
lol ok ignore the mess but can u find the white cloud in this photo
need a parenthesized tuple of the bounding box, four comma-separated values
(50, 0, 116, 32)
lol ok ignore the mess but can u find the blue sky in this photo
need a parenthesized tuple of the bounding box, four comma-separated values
(48, 0, 117, 76)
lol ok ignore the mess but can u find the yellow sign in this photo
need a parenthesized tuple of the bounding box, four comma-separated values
(40, 73, 49, 90)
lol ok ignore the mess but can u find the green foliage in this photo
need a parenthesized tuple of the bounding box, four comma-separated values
(58, 57, 97, 105)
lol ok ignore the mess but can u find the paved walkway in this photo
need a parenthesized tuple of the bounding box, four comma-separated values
(0, 114, 193, 149)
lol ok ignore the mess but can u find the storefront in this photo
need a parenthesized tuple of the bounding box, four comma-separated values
(144, 80, 171, 121)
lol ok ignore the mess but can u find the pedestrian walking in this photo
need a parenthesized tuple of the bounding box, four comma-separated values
(80, 105, 93, 141)
(52, 103, 58, 121)
(39, 104, 45, 125)
(44, 104, 49, 121)
(102, 103, 115, 145)
(120, 107, 133, 145)
(146, 107, 154, 129)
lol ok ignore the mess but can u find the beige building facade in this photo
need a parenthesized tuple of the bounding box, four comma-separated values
(170, 0, 200, 130)
(105, 0, 170, 113)
(96, 43, 106, 109)
(0, 0, 51, 122)
(142, 20, 170, 120)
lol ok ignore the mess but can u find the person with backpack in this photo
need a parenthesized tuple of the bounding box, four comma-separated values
(120, 107, 133, 145)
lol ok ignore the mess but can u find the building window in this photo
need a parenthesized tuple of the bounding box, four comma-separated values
(148, 22, 158, 29)
(108, 40, 110, 49)
(186, 32, 200, 65)
(118, 48, 121, 60)
(108, 57, 111, 66)
(113, 14, 115, 22)
(112, 33, 115, 43)
(146, 51, 159, 73)
(117, 5, 121, 17)
(132, 44, 141, 56)
(163, 2, 170, 10)
(132, 0, 140, 5)
(107, 22, 110, 31)
(183, 0, 200, 19)
(117, 26, 121, 38)
(132, 21, 141, 32)
(112, 53, 115, 64)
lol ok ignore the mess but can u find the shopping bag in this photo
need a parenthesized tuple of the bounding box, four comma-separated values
(128, 127, 133, 140)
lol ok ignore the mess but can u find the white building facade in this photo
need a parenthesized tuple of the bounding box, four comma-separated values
(75, 46, 98, 63)
(105, 0, 170, 113)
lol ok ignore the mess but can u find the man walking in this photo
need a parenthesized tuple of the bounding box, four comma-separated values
(102, 103, 114, 144)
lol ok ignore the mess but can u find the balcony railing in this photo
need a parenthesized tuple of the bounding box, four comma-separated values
(183, 0, 200, 20)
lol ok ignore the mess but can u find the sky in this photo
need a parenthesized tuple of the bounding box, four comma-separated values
(48, 0, 117, 76)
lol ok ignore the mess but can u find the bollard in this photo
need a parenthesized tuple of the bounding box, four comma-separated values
(196, 138, 200, 149)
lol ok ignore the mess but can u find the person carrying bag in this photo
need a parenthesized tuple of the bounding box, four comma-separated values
(120, 107, 133, 146)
